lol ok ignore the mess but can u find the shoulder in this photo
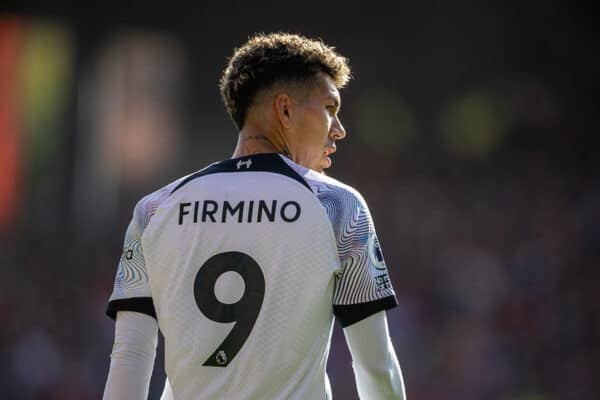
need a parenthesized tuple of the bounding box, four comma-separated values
(280, 156, 369, 210)
(131, 171, 198, 232)
(280, 157, 372, 237)
(312, 173, 368, 210)
(306, 173, 371, 223)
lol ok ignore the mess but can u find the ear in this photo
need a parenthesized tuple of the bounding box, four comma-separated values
(274, 93, 293, 129)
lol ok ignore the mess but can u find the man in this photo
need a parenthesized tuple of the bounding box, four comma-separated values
(103, 33, 406, 399)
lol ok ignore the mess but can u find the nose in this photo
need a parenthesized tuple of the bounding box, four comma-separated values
(330, 116, 346, 140)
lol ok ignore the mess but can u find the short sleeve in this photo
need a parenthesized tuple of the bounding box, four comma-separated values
(106, 205, 156, 320)
(323, 187, 397, 327)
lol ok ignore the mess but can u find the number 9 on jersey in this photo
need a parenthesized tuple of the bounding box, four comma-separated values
(194, 251, 265, 367)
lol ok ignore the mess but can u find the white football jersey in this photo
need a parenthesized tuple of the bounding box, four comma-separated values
(107, 153, 397, 400)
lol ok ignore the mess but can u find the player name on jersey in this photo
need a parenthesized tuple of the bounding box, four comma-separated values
(178, 199, 301, 224)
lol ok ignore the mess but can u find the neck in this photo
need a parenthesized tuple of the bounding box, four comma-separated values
(232, 124, 287, 159)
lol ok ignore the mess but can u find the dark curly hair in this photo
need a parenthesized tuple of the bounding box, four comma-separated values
(220, 33, 351, 129)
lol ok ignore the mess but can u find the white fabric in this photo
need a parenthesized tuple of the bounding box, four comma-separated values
(103, 311, 406, 400)
(103, 311, 158, 400)
(284, 158, 396, 306)
(344, 311, 406, 400)
(143, 169, 339, 399)
(107, 154, 398, 399)
(160, 378, 174, 400)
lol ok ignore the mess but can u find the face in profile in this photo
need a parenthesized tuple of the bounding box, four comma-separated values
(289, 72, 346, 173)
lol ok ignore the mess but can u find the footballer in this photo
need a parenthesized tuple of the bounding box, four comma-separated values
(103, 33, 406, 399)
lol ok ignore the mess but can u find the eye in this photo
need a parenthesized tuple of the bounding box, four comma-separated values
(326, 105, 337, 114)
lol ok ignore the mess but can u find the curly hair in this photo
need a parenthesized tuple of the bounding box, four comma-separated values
(220, 33, 351, 129)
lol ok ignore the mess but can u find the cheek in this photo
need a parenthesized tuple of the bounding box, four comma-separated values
(304, 115, 327, 139)
(319, 112, 333, 135)
(296, 108, 330, 151)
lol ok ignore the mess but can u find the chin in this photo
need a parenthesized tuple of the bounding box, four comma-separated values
(308, 157, 330, 173)
(316, 162, 329, 173)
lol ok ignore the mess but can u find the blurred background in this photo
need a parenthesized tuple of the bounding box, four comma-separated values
(1, 1, 598, 399)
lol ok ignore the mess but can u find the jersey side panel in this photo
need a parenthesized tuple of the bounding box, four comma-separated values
(281, 159, 399, 328)
(107, 177, 187, 319)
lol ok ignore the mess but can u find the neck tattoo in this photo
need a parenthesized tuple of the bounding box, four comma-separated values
(240, 134, 289, 157)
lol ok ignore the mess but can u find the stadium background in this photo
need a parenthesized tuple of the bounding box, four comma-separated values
(0, 1, 598, 399)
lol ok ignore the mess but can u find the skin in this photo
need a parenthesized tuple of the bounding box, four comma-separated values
(232, 72, 346, 172)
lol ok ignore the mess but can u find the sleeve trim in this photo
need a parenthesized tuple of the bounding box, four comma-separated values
(333, 295, 398, 328)
(106, 297, 156, 320)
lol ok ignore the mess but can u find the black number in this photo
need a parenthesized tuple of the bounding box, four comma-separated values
(194, 251, 265, 367)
